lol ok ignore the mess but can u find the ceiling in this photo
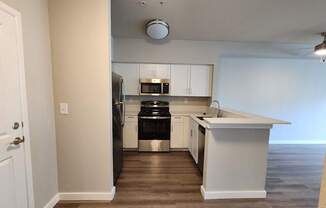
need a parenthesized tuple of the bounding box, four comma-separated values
(112, 0, 326, 45)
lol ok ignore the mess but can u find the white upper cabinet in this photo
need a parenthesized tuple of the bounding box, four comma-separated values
(190, 65, 212, 97)
(139, 64, 171, 79)
(170, 65, 190, 96)
(113, 63, 212, 97)
(113, 63, 139, 95)
(171, 64, 212, 97)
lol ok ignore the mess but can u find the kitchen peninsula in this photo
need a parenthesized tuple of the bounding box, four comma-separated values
(190, 108, 289, 200)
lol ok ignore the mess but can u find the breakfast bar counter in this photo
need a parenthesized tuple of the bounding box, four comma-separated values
(190, 108, 289, 200)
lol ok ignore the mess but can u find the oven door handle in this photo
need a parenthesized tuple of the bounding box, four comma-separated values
(139, 116, 171, 120)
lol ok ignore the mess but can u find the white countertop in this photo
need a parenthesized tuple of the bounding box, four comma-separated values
(190, 108, 290, 129)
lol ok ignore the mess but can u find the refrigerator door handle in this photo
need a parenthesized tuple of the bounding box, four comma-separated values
(122, 102, 125, 126)
(121, 78, 126, 126)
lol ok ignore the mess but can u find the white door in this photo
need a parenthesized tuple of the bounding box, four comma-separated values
(0, 5, 29, 208)
(170, 116, 184, 148)
(190, 65, 212, 97)
(123, 116, 138, 148)
(113, 63, 139, 95)
(170, 65, 190, 96)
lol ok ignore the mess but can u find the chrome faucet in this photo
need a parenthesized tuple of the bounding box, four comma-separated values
(210, 100, 221, 117)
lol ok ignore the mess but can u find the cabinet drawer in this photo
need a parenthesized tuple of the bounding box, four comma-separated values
(125, 116, 137, 122)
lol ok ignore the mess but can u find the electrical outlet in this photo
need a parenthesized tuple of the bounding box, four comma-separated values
(59, 103, 69, 115)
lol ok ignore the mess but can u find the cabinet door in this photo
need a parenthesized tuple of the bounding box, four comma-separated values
(113, 63, 139, 95)
(191, 120, 199, 163)
(183, 116, 190, 149)
(171, 116, 184, 148)
(123, 116, 138, 148)
(156, 64, 171, 79)
(139, 64, 157, 78)
(170, 65, 190, 96)
(190, 65, 212, 97)
(139, 64, 171, 79)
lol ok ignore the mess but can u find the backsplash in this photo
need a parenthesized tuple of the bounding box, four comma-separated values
(125, 96, 210, 115)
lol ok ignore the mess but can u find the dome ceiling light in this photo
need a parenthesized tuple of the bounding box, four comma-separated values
(314, 32, 326, 62)
(145, 19, 169, 40)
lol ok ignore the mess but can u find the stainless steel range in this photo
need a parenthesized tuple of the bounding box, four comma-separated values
(138, 101, 171, 152)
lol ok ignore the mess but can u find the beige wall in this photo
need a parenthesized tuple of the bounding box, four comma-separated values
(0, 0, 58, 207)
(49, 0, 113, 193)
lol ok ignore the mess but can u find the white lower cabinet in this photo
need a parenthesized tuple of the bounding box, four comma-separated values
(171, 116, 193, 149)
(183, 116, 190, 149)
(171, 116, 185, 148)
(189, 118, 199, 163)
(123, 116, 138, 148)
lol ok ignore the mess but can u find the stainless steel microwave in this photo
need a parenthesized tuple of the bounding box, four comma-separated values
(139, 79, 170, 96)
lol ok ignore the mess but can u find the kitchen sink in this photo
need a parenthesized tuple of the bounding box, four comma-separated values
(197, 116, 215, 120)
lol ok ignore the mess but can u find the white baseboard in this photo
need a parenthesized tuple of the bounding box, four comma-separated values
(270, 140, 326, 144)
(200, 186, 266, 200)
(60, 187, 116, 201)
(44, 187, 116, 207)
(43, 194, 60, 208)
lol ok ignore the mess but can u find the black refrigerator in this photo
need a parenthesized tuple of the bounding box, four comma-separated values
(112, 72, 124, 185)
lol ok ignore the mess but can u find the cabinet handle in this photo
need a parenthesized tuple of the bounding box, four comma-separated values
(190, 129, 193, 136)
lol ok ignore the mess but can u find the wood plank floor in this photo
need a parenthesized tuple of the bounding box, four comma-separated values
(55, 145, 326, 208)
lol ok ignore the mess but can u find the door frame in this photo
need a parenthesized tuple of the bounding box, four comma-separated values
(0, 2, 35, 208)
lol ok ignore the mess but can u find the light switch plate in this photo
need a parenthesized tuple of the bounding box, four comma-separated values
(59, 103, 69, 115)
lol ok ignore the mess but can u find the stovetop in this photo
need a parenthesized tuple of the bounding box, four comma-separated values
(138, 101, 171, 117)
(138, 109, 171, 117)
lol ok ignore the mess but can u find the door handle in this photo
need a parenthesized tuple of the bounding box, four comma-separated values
(12, 122, 20, 130)
(11, 137, 25, 145)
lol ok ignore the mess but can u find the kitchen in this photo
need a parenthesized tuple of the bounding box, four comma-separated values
(112, 61, 288, 200)
(2, 0, 326, 207)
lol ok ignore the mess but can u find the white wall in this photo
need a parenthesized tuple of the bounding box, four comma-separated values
(0, 0, 58, 207)
(217, 57, 326, 144)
